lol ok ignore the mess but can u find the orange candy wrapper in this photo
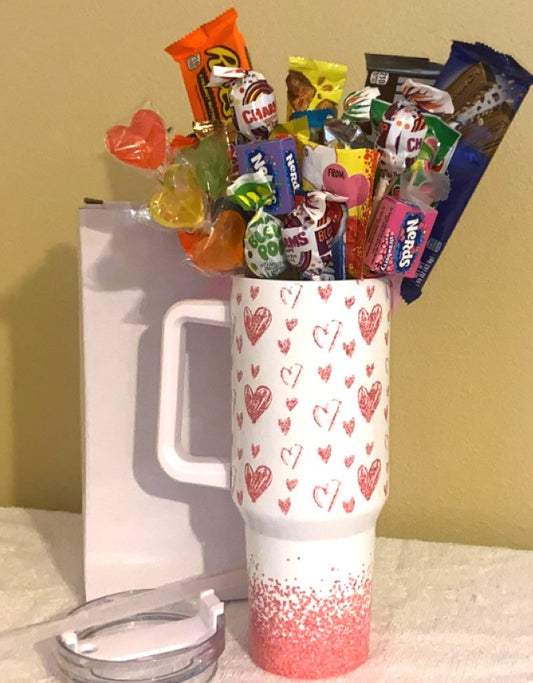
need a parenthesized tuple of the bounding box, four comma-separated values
(165, 8, 250, 123)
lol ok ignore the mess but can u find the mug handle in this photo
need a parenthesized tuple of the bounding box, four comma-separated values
(158, 299, 231, 489)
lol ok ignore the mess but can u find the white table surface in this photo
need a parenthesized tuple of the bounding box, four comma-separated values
(0, 507, 531, 682)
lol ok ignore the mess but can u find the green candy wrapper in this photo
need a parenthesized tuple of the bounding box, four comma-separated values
(227, 172, 287, 278)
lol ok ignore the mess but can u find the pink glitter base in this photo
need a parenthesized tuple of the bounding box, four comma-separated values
(248, 570, 372, 679)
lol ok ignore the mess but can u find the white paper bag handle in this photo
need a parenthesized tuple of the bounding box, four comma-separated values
(158, 299, 230, 489)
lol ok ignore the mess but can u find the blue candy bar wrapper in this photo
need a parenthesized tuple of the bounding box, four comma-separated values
(401, 41, 533, 303)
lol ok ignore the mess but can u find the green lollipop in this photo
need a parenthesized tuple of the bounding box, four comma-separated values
(177, 131, 230, 199)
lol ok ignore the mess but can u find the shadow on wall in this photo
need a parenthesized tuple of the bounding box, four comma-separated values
(0, 244, 82, 512)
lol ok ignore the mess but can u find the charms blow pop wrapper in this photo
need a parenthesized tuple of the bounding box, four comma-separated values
(227, 172, 287, 278)
(372, 80, 454, 205)
(105, 109, 168, 170)
(209, 66, 278, 141)
(282, 191, 348, 280)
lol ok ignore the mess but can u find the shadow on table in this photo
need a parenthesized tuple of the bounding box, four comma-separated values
(26, 508, 84, 598)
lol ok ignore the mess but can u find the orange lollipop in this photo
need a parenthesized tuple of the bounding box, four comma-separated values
(190, 209, 246, 273)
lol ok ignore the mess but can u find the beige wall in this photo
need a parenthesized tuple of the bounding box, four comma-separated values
(1, 1, 532, 548)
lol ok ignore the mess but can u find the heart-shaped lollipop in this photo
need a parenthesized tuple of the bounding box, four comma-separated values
(105, 109, 167, 169)
(150, 164, 206, 229)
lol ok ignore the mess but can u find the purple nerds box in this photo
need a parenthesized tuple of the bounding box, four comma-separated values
(236, 137, 301, 215)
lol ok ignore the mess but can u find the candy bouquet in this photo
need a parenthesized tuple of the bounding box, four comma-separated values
(105, 8, 532, 302)
(103, 9, 532, 679)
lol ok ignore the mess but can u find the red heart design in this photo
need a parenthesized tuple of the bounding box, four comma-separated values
(280, 284, 302, 309)
(318, 284, 332, 301)
(251, 443, 260, 458)
(313, 400, 341, 432)
(345, 296, 355, 309)
(236, 335, 243, 353)
(343, 340, 355, 358)
(105, 109, 166, 169)
(244, 306, 272, 346)
(345, 374, 355, 388)
(343, 418, 355, 436)
(318, 364, 332, 382)
(286, 478, 298, 491)
(236, 370, 243, 382)
(280, 444, 302, 469)
(318, 445, 332, 463)
(278, 497, 291, 515)
(278, 417, 291, 434)
(244, 384, 272, 423)
(367, 285, 375, 300)
(236, 448, 243, 460)
(236, 490, 243, 506)
(278, 338, 291, 354)
(280, 363, 303, 389)
(366, 442, 374, 455)
(358, 305, 382, 345)
(366, 363, 374, 377)
(312, 321, 342, 352)
(344, 455, 355, 468)
(313, 479, 341, 512)
(250, 285, 260, 300)
(286, 397, 298, 411)
(358, 459, 381, 501)
(251, 364, 260, 378)
(342, 497, 355, 513)
(285, 318, 298, 331)
(245, 464, 272, 502)
(322, 164, 370, 208)
(358, 382, 382, 423)
(236, 293, 242, 305)
(236, 412, 243, 429)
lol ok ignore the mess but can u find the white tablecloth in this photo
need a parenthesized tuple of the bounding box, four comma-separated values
(0, 508, 531, 682)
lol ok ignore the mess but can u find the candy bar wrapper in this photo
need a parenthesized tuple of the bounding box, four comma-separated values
(365, 53, 444, 104)
(365, 196, 437, 277)
(401, 41, 533, 303)
(282, 191, 348, 280)
(236, 137, 302, 214)
(298, 136, 379, 278)
(165, 8, 250, 123)
(286, 57, 348, 119)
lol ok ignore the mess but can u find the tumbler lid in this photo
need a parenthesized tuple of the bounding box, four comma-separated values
(55, 588, 225, 682)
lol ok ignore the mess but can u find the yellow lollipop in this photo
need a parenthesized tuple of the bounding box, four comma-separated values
(150, 163, 206, 229)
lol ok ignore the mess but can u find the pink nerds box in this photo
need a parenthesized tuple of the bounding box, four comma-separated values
(365, 195, 438, 277)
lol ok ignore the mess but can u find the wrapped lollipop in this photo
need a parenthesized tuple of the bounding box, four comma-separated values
(372, 80, 453, 205)
(228, 172, 287, 278)
(209, 66, 278, 141)
(105, 108, 170, 171)
(341, 86, 380, 129)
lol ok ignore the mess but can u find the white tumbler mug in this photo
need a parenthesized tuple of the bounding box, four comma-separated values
(158, 276, 391, 679)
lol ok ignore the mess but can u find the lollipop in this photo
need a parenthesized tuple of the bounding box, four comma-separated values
(150, 163, 206, 230)
(372, 80, 453, 205)
(105, 109, 167, 170)
(209, 66, 278, 141)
